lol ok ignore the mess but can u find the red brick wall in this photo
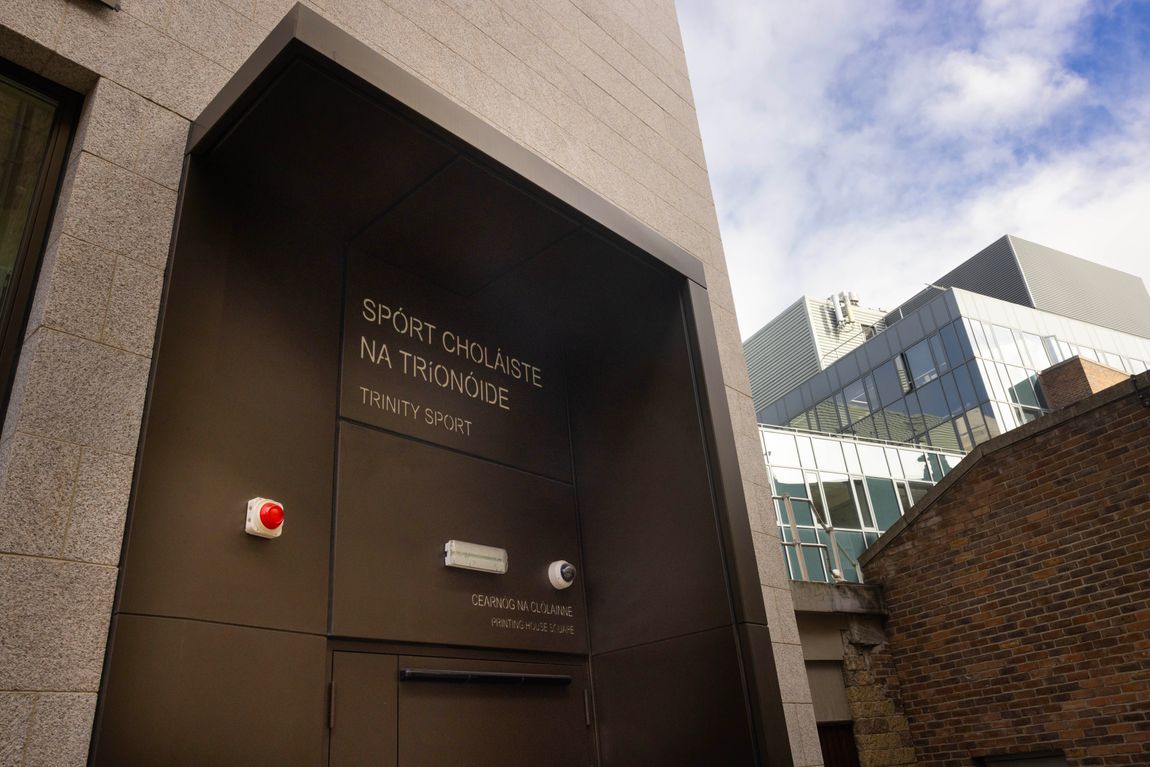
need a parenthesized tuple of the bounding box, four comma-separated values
(1038, 356, 1129, 410)
(862, 375, 1150, 766)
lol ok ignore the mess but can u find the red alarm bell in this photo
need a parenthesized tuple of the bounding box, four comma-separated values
(246, 497, 285, 539)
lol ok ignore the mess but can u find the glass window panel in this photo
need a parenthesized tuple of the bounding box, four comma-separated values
(992, 400, 1017, 433)
(916, 379, 949, 431)
(843, 378, 870, 423)
(1102, 351, 1123, 370)
(835, 392, 851, 430)
(900, 449, 931, 482)
(953, 364, 980, 410)
(1021, 332, 1050, 370)
(967, 319, 992, 358)
(857, 443, 888, 475)
(984, 402, 1002, 436)
(908, 481, 933, 506)
(844, 443, 862, 475)
(866, 477, 902, 529)
(813, 438, 847, 472)
(814, 397, 839, 431)
(852, 478, 874, 527)
(956, 415, 975, 451)
(905, 339, 937, 387)
(979, 360, 1006, 403)
(1079, 346, 1099, 363)
(928, 420, 962, 453)
(926, 453, 943, 481)
(894, 354, 913, 393)
(939, 453, 959, 474)
(799, 527, 829, 582)
(869, 480, 906, 528)
(864, 375, 880, 412)
(785, 497, 815, 527)
(771, 465, 807, 499)
(822, 473, 860, 530)
(873, 360, 903, 407)
(884, 448, 904, 479)
(988, 324, 1023, 365)
(1131, 359, 1148, 374)
(930, 334, 951, 374)
(833, 531, 865, 582)
(940, 323, 965, 366)
(797, 437, 816, 468)
(966, 407, 991, 444)
(905, 390, 928, 435)
(1004, 364, 1039, 407)
(953, 320, 976, 361)
(1042, 336, 1063, 364)
(851, 414, 878, 440)
(895, 481, 913, 513)
(0, 76, 58, 327)
(807, 472, 827, 524)
(788, 413, 808, 429)
(884, 399, 915, 443)
(870, 409, 892, 441)
(764, 432, 800, 467)
(782, 542, 801, 580)
(940, 373, 963, 417)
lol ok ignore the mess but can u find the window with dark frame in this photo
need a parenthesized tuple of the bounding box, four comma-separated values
(0, 61, 79, 428)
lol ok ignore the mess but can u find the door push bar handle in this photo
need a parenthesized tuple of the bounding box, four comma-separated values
(399, 668, 572, 686)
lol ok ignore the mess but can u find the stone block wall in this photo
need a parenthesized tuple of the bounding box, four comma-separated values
(861, 372, 1150, 765)
(0, 0, 817, 763)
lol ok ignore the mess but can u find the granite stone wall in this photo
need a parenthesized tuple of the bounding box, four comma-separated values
(0, 1, 818, 763)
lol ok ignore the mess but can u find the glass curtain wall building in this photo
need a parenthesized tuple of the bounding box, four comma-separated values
(757, 287, 1150, 454)
(763, 425, 962, 583)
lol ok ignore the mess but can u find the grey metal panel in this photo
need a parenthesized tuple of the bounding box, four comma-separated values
(743, 298, 823, 412)
(885, 235, 1030, 323)
(807, 297, 886, 370)
(1010, 235, 1150, 337)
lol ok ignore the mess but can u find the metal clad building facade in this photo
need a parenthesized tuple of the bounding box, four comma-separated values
(746, 296, 886, 414)
(1011, 236, 1150, 338)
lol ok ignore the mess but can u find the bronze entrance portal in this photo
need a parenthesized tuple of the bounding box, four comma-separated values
(90, 7, 791, 766)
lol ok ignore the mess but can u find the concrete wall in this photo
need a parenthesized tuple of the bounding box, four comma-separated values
(862, 371, 1150, 765)
(0, 0, 817, 763)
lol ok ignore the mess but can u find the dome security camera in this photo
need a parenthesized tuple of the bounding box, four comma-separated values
(548, 560, 576, 590)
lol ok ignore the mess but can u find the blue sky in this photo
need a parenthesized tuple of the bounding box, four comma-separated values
(677, 0, 1150, 338)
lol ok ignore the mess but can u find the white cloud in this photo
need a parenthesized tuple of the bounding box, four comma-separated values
(677, 0, 1150, 338)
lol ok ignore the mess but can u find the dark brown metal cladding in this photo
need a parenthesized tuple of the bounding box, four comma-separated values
(395, 655, 594, 767)
(567, 266, 733, 655)
(93, 5, 793, 765)
(341, 255, 572, 482)
(92, 615, 328, 766)
(332, 422, 585, 653)
(115, 168, 340, 634)
(591, 626, 758, 766)
(683, 280, 772, 627)
(329, 653, 399, 767)
(351, 156, 579, 295)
